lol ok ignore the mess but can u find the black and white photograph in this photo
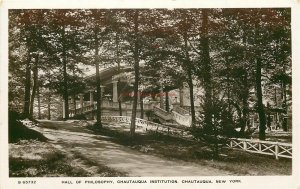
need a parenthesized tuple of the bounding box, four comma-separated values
(1, 1, 300, 189)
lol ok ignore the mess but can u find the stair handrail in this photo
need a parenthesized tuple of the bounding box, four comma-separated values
(173, 106, 190, 115)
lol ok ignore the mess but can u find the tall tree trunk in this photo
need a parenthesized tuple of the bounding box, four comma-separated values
(240, 29, 250, 134)
(95, 28, 102, 128)
(282, 63, 288, 131)
(187, 67, 196, 127)
(200, 9, 213, 132)
(95, 63, 102, 128)
(182, 23, 196, 127)
(239, 72, 250, 134)
(62, 27, 69, 119)
(140, 92, 144, 119)
(254, 23, 266, 140)
(282, 80, 288, 131)
(37, 83, 41, 119)
(225, 57, 231, 113)
(23, 52, 31, 118)
(274, 87, 278, 123)
(130, 10, 139, 137)
(30, 54, 39, 117)
(160, 86, 164, 109)
(165, 91, 169, 112)
(47, 95, 51, 120)
(116, 33, 122, 116)
(256, 57, 266, 140)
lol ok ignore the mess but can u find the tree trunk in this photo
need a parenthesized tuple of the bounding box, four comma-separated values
(140, 92, 144, 119)
(200, 9, 213, 132)
(183, 13, 196, 127)
(47, 95, 51, 120)
(254, 23, 266, 140)
(29, 54, 39, 117)
(160, 86, 164, 109)
(23, 53, 31, 118)
(62, 27, 69, 119)
(282, 81, 288, 131)
(130, 10, 139, 137)
(95, 28, 102, 128)
(239, 72, 250, 134)
(187, 67, 196, 127)
(116, 33, 122, 116)
(37, 82, 41, 119)
(256, 57, 266, 140)
(165, 91, 169, 112)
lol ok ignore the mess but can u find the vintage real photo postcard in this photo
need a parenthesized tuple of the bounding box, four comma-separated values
(1, 0, 300, 189)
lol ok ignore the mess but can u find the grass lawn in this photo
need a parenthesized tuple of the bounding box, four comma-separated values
(9, 140, 127, 177)
(89, 124, 292, 176)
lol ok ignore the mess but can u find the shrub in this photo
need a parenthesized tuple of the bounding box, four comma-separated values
(9, 110, 48, 143)
(69, 114, 87, 120)
(191, 99, 240, 158)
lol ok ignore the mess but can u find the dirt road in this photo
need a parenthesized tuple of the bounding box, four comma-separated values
(36, 120, 233, 176)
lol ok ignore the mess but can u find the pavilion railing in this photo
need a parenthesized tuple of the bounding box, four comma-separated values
(227, 138, 292, 159)
(101, 116, 189, 137)
(69, 101, 158, 117)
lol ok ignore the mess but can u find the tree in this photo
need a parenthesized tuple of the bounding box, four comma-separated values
(211, 9, 257, 135)
(130, 10, 140, 137)
(237, 9, 290, 139)
(199, 9, 213, 133)
(173, 10, 199, 127)
(267, 9, 291, 131)
(87, 10, 108, 128)
(44, 10, 88, 119)
(140, 10, 200, 127)
(9, 10, 49, 118)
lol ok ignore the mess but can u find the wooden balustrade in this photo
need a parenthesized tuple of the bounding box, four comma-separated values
(227, 138, 292, 159)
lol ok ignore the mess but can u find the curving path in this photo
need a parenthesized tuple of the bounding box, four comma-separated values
(36, 120, 234, 177)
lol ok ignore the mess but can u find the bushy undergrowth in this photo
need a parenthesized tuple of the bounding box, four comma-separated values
(9, 110, 48, 143)
(9, 140, 89, 177)
(69, 114, 87, 120)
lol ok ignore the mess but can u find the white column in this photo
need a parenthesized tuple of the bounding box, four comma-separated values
(62, 100, 65, 119)
(100, 85, 105, 99)
(112, 81, 118, 103)
(71, 96, 75, 110)
(179, 87, 184, 107)
(89, 90, 94, 105)
(79, 93, 84, 113)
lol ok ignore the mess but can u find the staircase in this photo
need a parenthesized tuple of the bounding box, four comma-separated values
(70, 101, 193, 127)
(153, 106, 192, 127)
